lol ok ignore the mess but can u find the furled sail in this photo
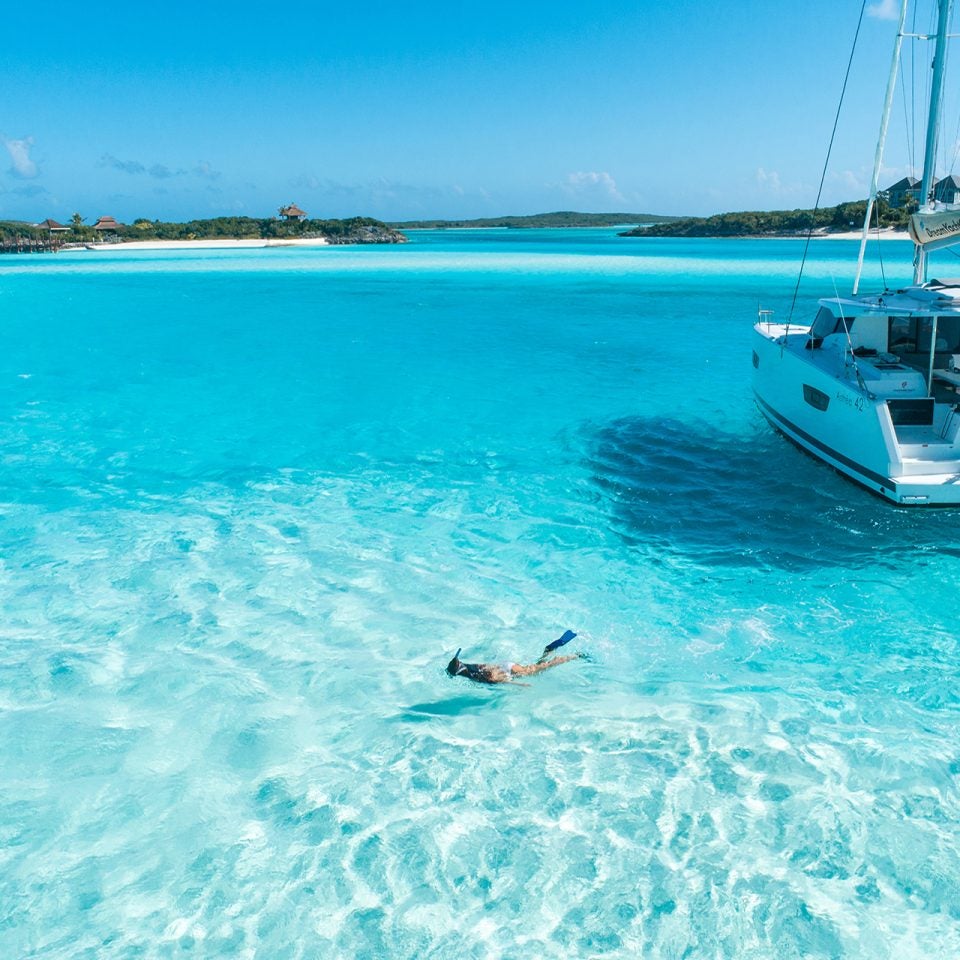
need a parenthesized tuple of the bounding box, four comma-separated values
(909, 208, 960, 252)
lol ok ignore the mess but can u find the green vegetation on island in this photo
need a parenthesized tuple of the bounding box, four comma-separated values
(390, 211, 678, 229)
(0, 220, 47, 241)
(620, 200, 911, 238)
(92, 215, 405, 244)
(0, 212, 406, 252)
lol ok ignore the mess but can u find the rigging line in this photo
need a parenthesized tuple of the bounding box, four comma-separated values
(949, 99, 960, 172)
(899, 48, 914, 171)
(923, 0, 937, 195)
(788, 0, 868, 325)
(874, 194, 888, 289)
(946, 39, 960, 174)
(912, 0, 919, 173)
(831, 274, 870, 397)
(942, 32, 955, 176)
(900, 0, 919, 176)
(943, 0, 959, 170)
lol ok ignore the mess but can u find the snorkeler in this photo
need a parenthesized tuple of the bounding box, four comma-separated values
(446, 630, 585, 686)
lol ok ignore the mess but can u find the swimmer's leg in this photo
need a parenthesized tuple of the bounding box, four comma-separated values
(537, 630, 577, 663)
(511, 654, 580, 678)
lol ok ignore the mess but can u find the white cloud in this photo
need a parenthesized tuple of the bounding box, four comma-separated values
(100, 154, 188, 179)
(149, 164, 180, 180)
(194, 161, 221, 181)
(293, 175, 473, 205)
(867, 0, 899, 20)
(755, 167, 783, 193)
(830, 169, 867, 195)
(100, 154, 145, 175)
(3, 136, 38, 179)
(559, 171, 626, 204)
(878, 162, 919, 185)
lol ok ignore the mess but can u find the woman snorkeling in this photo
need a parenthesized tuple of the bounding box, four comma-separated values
(446, 630, 586, 686)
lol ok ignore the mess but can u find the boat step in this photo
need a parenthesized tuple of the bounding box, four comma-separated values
(898, 444, 958, 458)
(894, 432, 952, 447)
(899, 457, 960, 475)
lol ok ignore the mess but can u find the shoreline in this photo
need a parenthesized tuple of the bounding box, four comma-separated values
(395, 224, 645, 230)
(62, 229, 914, 250)
(627, 229, 912, 241)
(807, 229, 909, 241)
(72, 238, 331, 251)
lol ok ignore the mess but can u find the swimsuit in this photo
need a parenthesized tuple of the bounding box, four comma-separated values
(459, 661, 514, 684)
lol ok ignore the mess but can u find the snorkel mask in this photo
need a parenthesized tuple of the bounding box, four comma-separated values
(446, 648, 466, 676)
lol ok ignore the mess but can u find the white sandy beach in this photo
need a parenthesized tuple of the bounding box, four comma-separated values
(76, 238, 330, 251)
(820, 229, 910, 241)
(71, 230, 913, 250)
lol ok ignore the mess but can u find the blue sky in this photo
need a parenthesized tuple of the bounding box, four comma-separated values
(1, 0, 952, 222)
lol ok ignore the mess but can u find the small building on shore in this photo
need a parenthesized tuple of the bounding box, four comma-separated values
(883, 176, 921, 209)
(934, 174, 960, 205)
(279, 204, 307, 221)
(92, 215, 123, 233)
(883, 174, 960, 208)
(34, 218, 70, 234)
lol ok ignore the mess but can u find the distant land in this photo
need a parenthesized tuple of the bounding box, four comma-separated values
(620, 200, 911, 238)
(0, 215, 405, 252)
(389, 211, 679, 229)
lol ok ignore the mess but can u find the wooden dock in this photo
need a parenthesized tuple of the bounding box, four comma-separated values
(0, 236, 65, 254)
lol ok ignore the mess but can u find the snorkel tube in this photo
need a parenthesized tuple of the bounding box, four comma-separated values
(446, 648, 465, 676)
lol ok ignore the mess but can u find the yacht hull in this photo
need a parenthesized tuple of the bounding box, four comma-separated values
(752, 326, 960, 505)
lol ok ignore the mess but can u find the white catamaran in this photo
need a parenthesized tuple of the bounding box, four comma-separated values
(753, 0, 960, 505)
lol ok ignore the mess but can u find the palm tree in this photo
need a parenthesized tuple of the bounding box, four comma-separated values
(71, 212, 83, 231)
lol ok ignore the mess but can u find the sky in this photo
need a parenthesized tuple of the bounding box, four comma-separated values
(2, 0, 956, 223)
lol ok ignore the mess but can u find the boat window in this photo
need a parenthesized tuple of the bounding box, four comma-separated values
(810, 307, 842, 339)
(930, 316, 960, 353)
(916, 317, 960, 353)
(888, 316, 917, 352)
(752, 350, 759, 368)
(917, 318, 939, 352)
(802, 384, 830, 411)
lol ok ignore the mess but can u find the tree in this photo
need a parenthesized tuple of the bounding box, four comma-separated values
(71, 212, 83, 230)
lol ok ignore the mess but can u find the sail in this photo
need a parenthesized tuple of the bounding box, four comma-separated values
(909, 208, 960, 252)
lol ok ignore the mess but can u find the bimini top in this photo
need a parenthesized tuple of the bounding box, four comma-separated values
(820, 279, 960, 317)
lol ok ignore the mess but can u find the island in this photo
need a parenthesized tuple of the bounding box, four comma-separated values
(1, 210, 406, 254)
(389, 211, 678, 229)
(619, 200, 910, 238)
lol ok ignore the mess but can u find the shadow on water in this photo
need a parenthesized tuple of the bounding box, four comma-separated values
(398, 695, 499, 723)
(585, 415, 960, 571)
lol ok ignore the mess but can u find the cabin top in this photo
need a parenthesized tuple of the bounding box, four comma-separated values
(820, 282, 960, 317)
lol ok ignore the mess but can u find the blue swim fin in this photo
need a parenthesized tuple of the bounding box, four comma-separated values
(539, 630, 577, 661)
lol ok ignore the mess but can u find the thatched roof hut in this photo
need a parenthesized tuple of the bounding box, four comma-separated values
(93, 216, 123, 232)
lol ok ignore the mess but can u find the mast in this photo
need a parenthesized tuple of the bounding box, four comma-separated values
(914, 0, 955, 284)
(854, 0, 909, 295)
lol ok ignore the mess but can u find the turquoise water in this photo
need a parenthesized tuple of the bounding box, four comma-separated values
(2, 230, 959, 958)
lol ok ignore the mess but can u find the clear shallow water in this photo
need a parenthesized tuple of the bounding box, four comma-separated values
(1, 230, 959, 958)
